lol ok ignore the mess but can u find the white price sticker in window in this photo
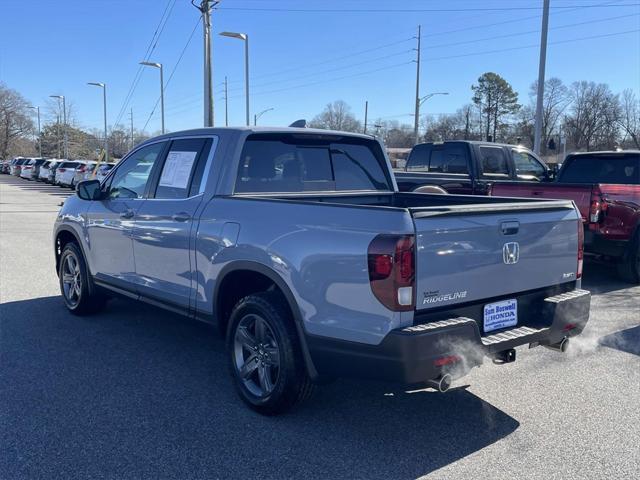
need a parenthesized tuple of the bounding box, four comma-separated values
(159, 151, 198, 189)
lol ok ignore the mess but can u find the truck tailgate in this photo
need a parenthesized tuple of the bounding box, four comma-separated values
(410, 201, 579, 311)
(490, 183, 593, 222)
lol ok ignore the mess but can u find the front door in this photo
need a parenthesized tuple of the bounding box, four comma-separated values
(131, 137, 215, 310)
(85, 142, 167, 290)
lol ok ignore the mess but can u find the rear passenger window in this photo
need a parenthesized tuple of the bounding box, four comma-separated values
(155, 138, 212, 199)
(480, 146, 510, 178)
(235, 136, 391, 193)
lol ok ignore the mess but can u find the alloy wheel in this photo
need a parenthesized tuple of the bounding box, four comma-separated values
(61, 253, 82, 307)
(233, 313, 281, 397)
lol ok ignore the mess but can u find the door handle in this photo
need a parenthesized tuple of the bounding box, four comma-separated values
(120, 208, 135, 219)
(172, 212, 191, 222)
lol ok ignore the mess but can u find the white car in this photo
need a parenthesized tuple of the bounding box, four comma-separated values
(95, 163, 116, 183)
(73, 161, 98, 185)
(19, 159, 36, 179)
(54, 161, 80, 187)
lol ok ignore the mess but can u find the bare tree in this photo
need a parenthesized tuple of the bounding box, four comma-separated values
(0, 83, 34, 158)
(530, 77, 570, 154)
(618, 89, 640, 148)
(308, 100, 362, 132)
(564, 81, 621, 151)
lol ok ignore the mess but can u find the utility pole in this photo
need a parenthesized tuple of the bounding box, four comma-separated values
(413, 25, 421, 146)
(533, 0, 550, 155)
(194, 0, 218, 127)
(50, 95, 67, 158)
(28, 106, 42, 157)
(129, 108, 134, 150)
(224, 75, 228, 126)
(363, 100, 368, 134)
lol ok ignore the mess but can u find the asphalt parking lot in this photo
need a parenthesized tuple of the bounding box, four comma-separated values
(1, 174, 639, 479)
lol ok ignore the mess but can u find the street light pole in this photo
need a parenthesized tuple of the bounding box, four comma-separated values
(416, 92, 449, 141)
(49, 95, 67, 158)
(139, 61, 165, 134)
(28, 106, 42, 157)
(88, 82, 108, 163)
(254, 107, 274, 126)
(220, 31, 250, 126)
(533, 0, 550, 155)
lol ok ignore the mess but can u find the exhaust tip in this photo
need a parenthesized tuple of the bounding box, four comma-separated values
(428, 374, 452, 393)
(559, 337, 569, 353)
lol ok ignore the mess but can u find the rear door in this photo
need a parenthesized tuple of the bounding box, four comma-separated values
(473, 145, 513, 195)
(411, 203, 580, 312)
(131, 137, 216, 310)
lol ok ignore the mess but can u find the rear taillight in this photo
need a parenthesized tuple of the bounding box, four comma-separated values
(589, 186, 607, 223)
(577, 221, 584, 279)
(78, 166, 86, 173)
(368, 234, 415, 311)
(58, 168, 66, 172)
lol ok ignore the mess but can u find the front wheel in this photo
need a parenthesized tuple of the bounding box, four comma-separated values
(227, 293, 315, 415)
(59, 242, 107, 315)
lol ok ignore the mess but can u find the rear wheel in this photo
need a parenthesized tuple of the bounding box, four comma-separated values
(617, 233, 640, 284)
(59, 242, 107, 315)
(227, 292, 315, 415)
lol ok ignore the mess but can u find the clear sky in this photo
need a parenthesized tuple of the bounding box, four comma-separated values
(1, 0, 639, 135)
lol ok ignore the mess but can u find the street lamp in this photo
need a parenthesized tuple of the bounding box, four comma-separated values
(88, 82, 108, 163)
(220, 31, 249, 126)
(49, 95, 67, 158)
(254, 107, 274, 126)
(417, 92, 449, 143)
(28, 106, 42, 157)
(419, 92, 449, 106)
(140, 61, 165, 134)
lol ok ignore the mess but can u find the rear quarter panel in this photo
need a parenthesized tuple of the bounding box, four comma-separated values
(598, 184, 640, 240)
(194, 197, 415, 345)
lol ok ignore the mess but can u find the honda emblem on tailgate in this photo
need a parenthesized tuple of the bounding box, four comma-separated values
(503, 242, 520, 264)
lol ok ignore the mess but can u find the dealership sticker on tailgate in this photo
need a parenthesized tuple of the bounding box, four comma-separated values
(483, 299, 518, 333)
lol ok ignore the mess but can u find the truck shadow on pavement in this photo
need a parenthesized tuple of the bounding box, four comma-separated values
(1, 296, 519, 479)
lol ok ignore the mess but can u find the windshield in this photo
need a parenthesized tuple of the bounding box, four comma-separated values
(559, 153, 639, 184)
(235, 134, 392, 193)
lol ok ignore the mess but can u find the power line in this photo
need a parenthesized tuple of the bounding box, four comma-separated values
(426, 12, 639, 49)
(217, 3, 640, 13)
(142, 15, 202, 132)
(113, 0, 177, 128)
(221, 0, 628, 88)
(225, 49, 414, 93)
(426, 28, 640, 61)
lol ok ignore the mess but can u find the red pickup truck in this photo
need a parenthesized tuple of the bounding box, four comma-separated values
(490, 151, 640, 283)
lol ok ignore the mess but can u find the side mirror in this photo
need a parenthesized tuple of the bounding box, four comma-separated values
(76, 180, 103, 201)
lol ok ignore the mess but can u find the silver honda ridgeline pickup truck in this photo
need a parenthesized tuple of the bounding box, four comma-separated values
(54, 127, 591, 414)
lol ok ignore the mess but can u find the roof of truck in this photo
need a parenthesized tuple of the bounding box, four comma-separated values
(566, 150, 640, 156)
(142, 126, 377, 143)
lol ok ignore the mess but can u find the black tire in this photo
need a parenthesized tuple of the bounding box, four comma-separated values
(226, 292, 315, 415)
(58, 242, 107, 315)
(617, 231, 640, 284)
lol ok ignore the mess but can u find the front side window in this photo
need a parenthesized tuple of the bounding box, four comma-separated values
(513, 150, 546, 179)
(108, 143, 165, 199)
(480, 146, 510, 178)
(235, 135, 391, 193)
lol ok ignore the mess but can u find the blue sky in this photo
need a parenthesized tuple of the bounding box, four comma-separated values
(1, 0, 639, 135)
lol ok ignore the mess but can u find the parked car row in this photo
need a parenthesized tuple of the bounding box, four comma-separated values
(1, 156, 116, 188)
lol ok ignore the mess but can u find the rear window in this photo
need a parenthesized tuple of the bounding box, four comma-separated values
(479, 146, 510, 178)
(235, 135, 392, 193)
(60, 162, 79, 168)
(559, 154, 640, 184)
